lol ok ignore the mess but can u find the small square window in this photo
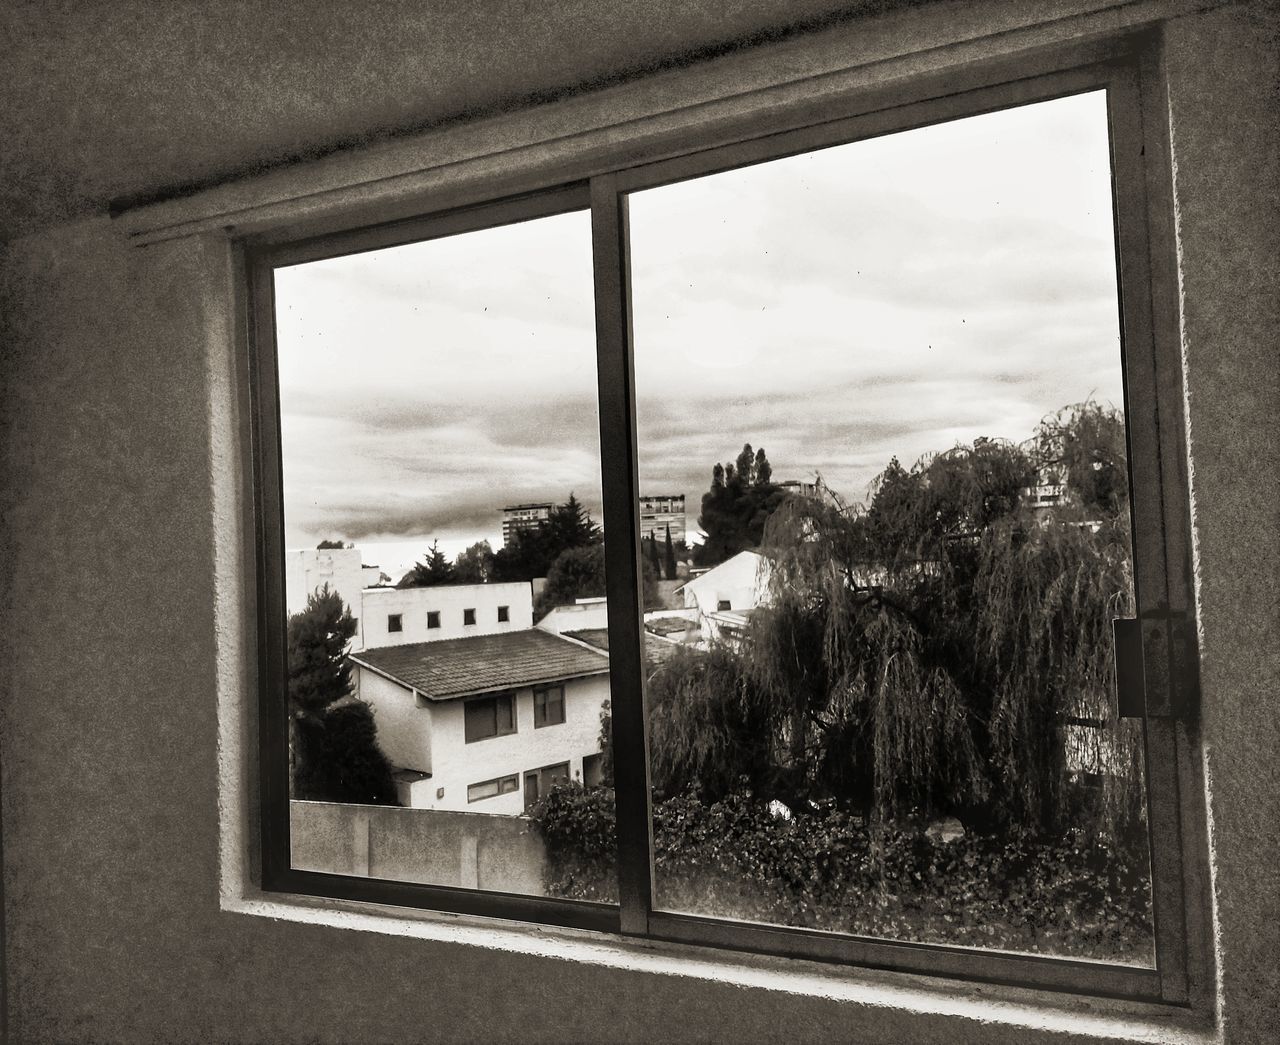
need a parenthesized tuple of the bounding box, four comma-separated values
(426, 611, 440, 629)
(463, 608, 476, 626)
(498, 605, 510, 623)
(388, 613, 403, 632)
(716, 599, 731, 611)
(534, 685, 566, 728)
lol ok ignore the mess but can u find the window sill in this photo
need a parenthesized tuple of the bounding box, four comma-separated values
(222, 887, 1214, 1044)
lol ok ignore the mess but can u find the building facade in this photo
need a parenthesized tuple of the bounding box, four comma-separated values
(359, 581, 534, 651)
(352, 629, 611, 813)
(639, 493, 685, 545)
(500, 502, 553, 546)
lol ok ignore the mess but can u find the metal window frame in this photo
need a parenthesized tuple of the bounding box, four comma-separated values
(244, 29, 1205, 1005)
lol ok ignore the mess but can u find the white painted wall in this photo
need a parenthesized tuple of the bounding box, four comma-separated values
(360, 581, 533, 650)
(355, 669, 433, 774)
(536, 596, 609, 634)
(679, 550, 771, 642)
(380, 674, 611, 813)
(286, 547, 366, 642)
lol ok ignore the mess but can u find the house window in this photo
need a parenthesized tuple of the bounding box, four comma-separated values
(463, 693, 516, 743)
(715, 599, 731, 612)
(251, 36, 1199, 1002)
(523, 761, 571, 812)
(533, 685, 566, 728)
(387, 614, 403, 633)
(497, 605, 509, 623)
(426, 611, 440, 629)
(467, 775, 519, 803)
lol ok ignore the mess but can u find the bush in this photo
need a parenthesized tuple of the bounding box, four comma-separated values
(530, 785, 1151, 961)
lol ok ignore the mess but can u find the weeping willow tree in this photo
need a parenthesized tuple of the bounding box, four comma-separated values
(657, 402, 1143, 840)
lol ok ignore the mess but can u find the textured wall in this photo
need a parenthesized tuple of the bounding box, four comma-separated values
(2, 4, 1278, 1044)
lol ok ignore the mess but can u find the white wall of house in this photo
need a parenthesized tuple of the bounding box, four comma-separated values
(360, 582, 533, 650)
(536, 596, 609, 634)
(286, 547, 366, 638)
(388, 674, 610, 814)
(356, 668, 434, 775)
(679, 550, 770, 642)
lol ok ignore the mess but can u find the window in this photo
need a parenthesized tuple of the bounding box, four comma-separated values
(387, 613, 403, 633)
(497, 605, 509, 623)
(426, 611, 440, 629)
(523, 761, 571, 812)
(533, 685, 566, 728)
(464, 693, 516, 743)
(250, 35, 1199, 1003)
(467, 775, 519, 803)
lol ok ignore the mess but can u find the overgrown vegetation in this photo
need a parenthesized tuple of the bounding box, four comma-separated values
(538, 402, 1151, 958)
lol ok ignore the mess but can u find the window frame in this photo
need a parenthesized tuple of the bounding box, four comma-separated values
(497, 605, 510, 623)
(245, 32, 1204, 1004)
(387, 613, 403, 633)
(463, 692, 518, 744)
(426, 610, 441, 629)
(467, 774, 520, 803)
(533, 684, 566, 728)
(462, 607, 477, 627)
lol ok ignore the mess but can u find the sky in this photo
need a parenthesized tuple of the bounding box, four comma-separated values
(274, 90, 1124, 580)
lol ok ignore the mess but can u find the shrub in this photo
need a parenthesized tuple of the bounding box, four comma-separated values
(530, 785, 1152, 961)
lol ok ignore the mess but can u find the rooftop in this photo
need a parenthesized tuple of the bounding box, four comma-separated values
(564, 628, 680, 667)
(352, 629, 609, 701)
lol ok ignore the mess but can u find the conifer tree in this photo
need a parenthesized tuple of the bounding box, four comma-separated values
(663, 524, 678, 580)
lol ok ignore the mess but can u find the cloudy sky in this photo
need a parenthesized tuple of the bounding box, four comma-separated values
(274, 90, 1124, 579)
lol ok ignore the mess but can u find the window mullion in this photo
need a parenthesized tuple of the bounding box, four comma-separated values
(590, 172, 654, 935)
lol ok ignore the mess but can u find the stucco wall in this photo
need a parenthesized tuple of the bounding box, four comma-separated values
(359, 581, 534, 650)
(1, 4, 1277, 1044)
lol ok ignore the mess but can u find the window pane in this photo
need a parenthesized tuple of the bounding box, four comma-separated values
(625, 92, 1154, 963)
(277, 207, 614, 900)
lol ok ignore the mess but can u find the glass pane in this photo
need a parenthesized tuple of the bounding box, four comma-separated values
(275, 208, 616, 901)
(624, 92, 1154, 963)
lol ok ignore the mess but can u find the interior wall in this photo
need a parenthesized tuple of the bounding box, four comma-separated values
(1, 3, 1276, 1043)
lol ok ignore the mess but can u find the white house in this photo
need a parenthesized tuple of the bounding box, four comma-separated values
(359, 581, 534, 651)
(351, 629, 611, 813)
(676, 549, 772, 644)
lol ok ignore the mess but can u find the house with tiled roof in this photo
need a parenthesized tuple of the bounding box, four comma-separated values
(350, 629, 611, 813)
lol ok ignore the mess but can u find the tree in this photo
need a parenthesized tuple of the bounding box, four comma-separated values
(653, 404, 1142, 840)
(287, 587, 398, 805)
(534, 542, 661, 617)
(316, 538, 347, 549)
(663, 525, 678, 580)
(493, 494, 602, 582)
(695, 442, 786, 566)
(647, 534, 662, 578)
(288, 586, 357, 717)
(453, 540, 495, 584)
(398, 539, 454, 588)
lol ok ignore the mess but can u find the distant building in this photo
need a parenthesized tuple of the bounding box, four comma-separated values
(501, 502, 553, 546)
(360, 581, 534, 651)
(778, 479, 819, 499)
(639, 493, 685, 545)
(351, 629, 611, 812)
(286, 546, 366, 644)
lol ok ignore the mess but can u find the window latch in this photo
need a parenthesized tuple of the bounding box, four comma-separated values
(1113, 611, 1199, 720)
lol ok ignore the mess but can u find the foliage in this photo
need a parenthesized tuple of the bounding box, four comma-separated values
(287, 586, 358, 716)
(316, 538, 348, 549)
(398, 539, 455, 588)
(695, 442, 788, 566)
(535, 544, 608, 617)
(530, 784, 1152, 961)
(663, 525, 678, 580)
(286, 586, 398, 806)
(493, 493, 602, 582)
(452, 540, 495, 584)
(294, 701, 399, 805)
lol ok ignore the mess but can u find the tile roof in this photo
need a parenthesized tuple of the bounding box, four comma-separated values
(351, 629, 609, 701)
